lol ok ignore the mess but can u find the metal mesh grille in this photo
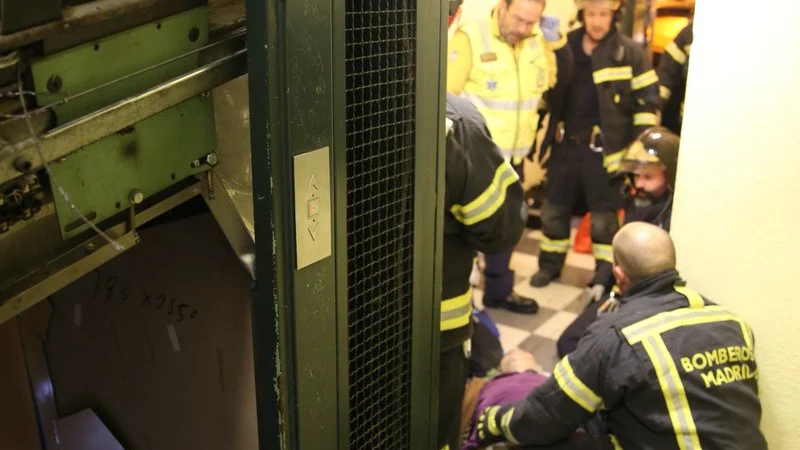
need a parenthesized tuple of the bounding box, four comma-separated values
(345, 1, 417, 449)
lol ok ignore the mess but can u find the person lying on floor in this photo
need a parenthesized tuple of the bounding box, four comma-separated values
(461, 349, 548, 450)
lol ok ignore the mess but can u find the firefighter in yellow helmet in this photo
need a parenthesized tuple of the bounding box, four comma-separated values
(531, 0, 661, 290)
(447, 0, 568, 314)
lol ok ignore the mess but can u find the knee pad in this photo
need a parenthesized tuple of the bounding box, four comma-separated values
(541, 202, 572, 238)
(590, 211, 619, 242)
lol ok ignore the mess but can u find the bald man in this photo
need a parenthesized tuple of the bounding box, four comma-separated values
(472, 222, 767, 449)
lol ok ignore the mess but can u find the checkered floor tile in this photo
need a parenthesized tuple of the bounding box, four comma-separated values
(474, 228, 596, 373)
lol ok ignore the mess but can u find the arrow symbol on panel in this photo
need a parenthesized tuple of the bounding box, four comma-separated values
(308, 174, 319, 193)
(308, 219, 319, 241)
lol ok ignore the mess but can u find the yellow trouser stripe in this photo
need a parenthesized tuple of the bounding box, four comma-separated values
(675, 286, 705, 309)
(666, 41, 688, 65)
(450, 162, 519, 226)
(540, 237, 570, 253)
(592, 243, 614, 264)
(634, 112, 658, 126)
(604, 150, 624, 173)
(440, 289, 473, 331)
(593, 66, 633, 84)
(632, 69, 659, 90)
(660, 85, 672, 100)
(609, 434, 623, 450)
(554, 357, 603, 413)
(642, 335, 702, 450)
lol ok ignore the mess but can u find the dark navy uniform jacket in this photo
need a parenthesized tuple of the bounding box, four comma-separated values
(497, 270, 768, 449)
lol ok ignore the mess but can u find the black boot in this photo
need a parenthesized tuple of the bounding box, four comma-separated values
(483, 292, 539, 315)
(530, 269, 558, 287)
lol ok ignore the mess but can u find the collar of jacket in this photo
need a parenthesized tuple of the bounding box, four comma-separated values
(624, 191, 673, 227)
(568, 26, 620, 53)
(619, 269, 685, 304)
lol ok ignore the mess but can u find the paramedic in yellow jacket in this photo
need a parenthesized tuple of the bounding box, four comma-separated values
(448, 0, 562, 314)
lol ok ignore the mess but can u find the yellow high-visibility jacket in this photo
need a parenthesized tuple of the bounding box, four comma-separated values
(448, 10, 561, 165)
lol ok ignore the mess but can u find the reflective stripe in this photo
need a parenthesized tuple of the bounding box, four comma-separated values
(593, 66, 632, 84)
(642, 335, 702, 450)
(500, 407, 520, 445)
(592, 243, 614, 263)
(675, 286, 705, 309)
(620, 286, 755, 449)
(461, 91, 541, 112)
(622, 305, 747, 345)
(620, 286, 756, 449)
(603, 150, 624, 173)
(540, 236, 570, 253)
(440, 289, 473, 331)
(445, 117, 454, 135)
(450, 161, 519, 226)
(553, 357, 604, 413)
(684, 44, 691, 57)
(609, 435, 623, 450)
(486, 405, 501, 436)
(660, 85, 672, 100)
(528, 34, 539, 50)
(477, 21, 493, 54)
(631, 69, 658, 90)
(665, 41, 688, 65)
(634, 112, 658, 126)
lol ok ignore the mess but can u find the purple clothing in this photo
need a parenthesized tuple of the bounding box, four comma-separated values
(463, 371, 548, 450)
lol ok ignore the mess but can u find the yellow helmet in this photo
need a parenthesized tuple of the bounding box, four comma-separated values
(575, 0, 622, 12)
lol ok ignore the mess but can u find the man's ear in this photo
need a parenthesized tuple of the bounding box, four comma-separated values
(612, 264, 626, 284)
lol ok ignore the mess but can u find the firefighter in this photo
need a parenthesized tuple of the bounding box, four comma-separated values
(439, 93, 528, 450)
(657, 21, 693, 135)
(473, 222, 768, 449)
(531, 0, 661, 289)
(557, 126, 680, 358)
(448, 0, 567, 314)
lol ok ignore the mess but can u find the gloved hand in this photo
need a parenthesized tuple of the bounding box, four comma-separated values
(598, 297, 621, 316)
(476, 405, 515, 447)
(540, 16, 561, 42)
(587, 284, 606, 302)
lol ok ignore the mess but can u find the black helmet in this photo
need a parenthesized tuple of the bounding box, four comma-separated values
(619, 126, 680, 188)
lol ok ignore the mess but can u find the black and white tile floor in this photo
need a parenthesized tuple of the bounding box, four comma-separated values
(473, 227, 596, 373)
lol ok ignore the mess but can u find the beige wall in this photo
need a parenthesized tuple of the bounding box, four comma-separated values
(670, 1, 800, 448)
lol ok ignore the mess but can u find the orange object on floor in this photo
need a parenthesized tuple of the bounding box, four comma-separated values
(574, 213, 593, 254)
